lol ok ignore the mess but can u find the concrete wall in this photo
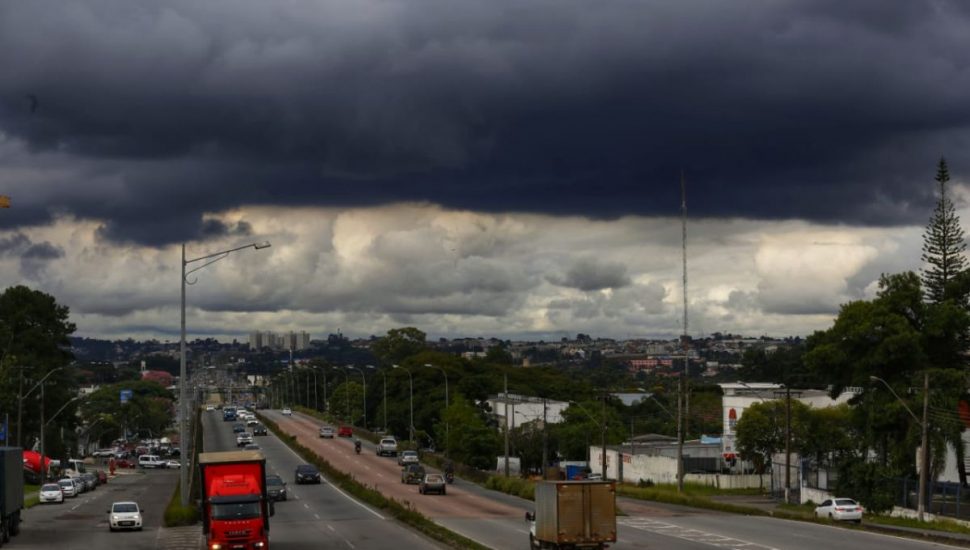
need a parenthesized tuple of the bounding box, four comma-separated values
(800, 486, 833, 506)
(590, 446, 768, 488)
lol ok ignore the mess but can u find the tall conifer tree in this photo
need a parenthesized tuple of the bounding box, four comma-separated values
(922, 158, 966, 303)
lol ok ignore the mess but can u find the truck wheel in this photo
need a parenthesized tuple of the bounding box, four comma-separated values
(10, 513, 19, 536)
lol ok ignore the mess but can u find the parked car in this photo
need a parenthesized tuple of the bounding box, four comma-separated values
(295, 464, 321, 484)
(252, 424, 268, 436)
(814, 498, 864, 523)
(92, 448, 117, 458)
(138, 455, 166, 469)
(338, 426, 353, 438)
(205, 405, 215, 411)
(266, 474, 287, 501)
(319, 426, 334, 438)
(165, 460, 181, 468)
(398, 450, 419, 466)
(281, 408, 292, 416)
(39, 483, 64, 504)
(107, 501, 143, 531)
(57, 478, 78, 498)
(419, 473, 446, 495)
(81, 472, 98, 490)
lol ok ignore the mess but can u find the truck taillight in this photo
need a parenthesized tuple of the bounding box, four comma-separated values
(210, 544, 222, 550)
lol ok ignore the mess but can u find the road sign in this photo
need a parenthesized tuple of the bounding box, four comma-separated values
(120, 389, 133, 403)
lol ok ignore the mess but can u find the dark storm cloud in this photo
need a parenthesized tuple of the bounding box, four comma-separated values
(3, 0, 970, 245)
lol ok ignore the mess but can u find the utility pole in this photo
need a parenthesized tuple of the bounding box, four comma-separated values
(542, 397, 548, 479)
(504, 373, 510, 477)
(601, 393, 607, 480)
(785, 385, 792, 505)
(919, 371, 930, 520)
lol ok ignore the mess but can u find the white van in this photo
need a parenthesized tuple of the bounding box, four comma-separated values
(138, 455, 165, 469)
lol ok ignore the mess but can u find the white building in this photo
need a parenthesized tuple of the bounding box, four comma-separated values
(249, 330, 311, 351)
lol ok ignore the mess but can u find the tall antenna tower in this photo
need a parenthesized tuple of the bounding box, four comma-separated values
(676, 171, 688, 493)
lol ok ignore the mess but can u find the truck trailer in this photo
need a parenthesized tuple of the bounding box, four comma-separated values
(526, 480, 616, 550)
(0, 448, 24, 545)
(199, 450, 272, 550)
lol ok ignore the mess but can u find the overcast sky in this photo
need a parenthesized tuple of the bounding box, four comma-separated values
(1, 0, 968, 341)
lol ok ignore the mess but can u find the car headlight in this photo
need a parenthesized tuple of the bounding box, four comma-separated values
(112, 515, 120, 520)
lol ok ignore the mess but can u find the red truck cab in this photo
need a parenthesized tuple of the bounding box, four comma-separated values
(199, 450, 272, 550)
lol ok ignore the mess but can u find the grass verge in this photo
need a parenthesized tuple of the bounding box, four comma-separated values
(164, 407, 203, 527)
(258, 412, 489, 550)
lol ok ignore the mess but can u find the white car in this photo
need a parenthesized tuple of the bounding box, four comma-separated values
(39, 483, 64, 504)
(814, 498, 864, 523)
(398, 450, 419, 466)
(108, 501, 143, 531)
(165, 460, 181, 469)
(57, 478, 77, 498)
(138, 455, 166, 469)
(319, 426, 335, 438)
(236, 432, 254, 447)
(281, 408, 292, 416)
(205, 405, 215, 411)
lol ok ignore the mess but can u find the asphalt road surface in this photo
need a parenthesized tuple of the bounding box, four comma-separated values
(204, 410, 443, 550)
(264, 409, 965, 550)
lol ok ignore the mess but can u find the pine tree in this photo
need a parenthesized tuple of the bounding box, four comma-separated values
(922, 157, 967, 303)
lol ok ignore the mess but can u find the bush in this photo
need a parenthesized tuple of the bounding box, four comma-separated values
(484, 476, 535, 500)
(164, 484, 199, 527)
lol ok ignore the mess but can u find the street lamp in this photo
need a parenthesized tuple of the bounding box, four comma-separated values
(393, 365, 413, 443)
(423, 364, 449, 456)
(346, 365, 367, 428)
(871, 374, 930, 521)
(180, 240, 270, 506)
(569, 399, 608, 480)
(372, 366, 387, 433)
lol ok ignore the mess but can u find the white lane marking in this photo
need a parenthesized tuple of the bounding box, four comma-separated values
(267, 414, 386, 521)
(304, 503, 310, 509)
(328, 524, 336, 532)
(619, 517, 779, 550)
(314, 514, 320, 520)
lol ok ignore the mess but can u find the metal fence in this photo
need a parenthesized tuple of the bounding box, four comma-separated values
(895, 478, 970, 520)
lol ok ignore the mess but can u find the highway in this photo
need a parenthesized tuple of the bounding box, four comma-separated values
(264, 409, 965, 550)
(203, 409, 443, 550)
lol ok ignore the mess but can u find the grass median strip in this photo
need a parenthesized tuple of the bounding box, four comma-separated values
(257, 412, 490, 550)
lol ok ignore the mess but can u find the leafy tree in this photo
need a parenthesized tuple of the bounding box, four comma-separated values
(371, 327, 428, 365)
(736, 400, 805, 473)
(553, 400, 625, 461)
(0, 285, 78, 448)
(80, 380, 174, 445)
(329, 381, 364, 426)
(438, 395, 498, 469)
(922, 157, 967, 303)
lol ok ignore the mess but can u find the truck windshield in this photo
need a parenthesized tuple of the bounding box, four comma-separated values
(211, 501, 261, 520)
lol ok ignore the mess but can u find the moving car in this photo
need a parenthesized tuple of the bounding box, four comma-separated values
(39, 483, 64, 504)
(401, 464, 426, 484)
(419, 473, 446, 495)
(338, 426, 353, 437)
(319, 426, 334, 438)
(266, 474, 287, 501)
(57, 478, 77, 498)
(244, 444, 260, 451)
(107, 501, 143, 531)
(377, 437, 398, 457)
(247, 418, 259, 426)
(814, 498, 864, 522)
(398, 450, 419, 466)
(232, 423, 246, 434)
(281, 408, 292, 416)
(252, 424, 268, 436)
(295, 464, 321, 484)
(236, 432, 254, 447)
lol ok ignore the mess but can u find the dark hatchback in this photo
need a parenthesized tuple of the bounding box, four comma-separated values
(232, 423, 246, 433)
(252, 424, 268, 436)
(295, 464, 321, 484)
(266, 474, 287, 501)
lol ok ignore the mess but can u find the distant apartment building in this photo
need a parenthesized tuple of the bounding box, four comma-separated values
(249, 330, 311, 351)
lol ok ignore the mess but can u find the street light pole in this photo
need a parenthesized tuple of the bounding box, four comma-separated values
(180, 240, 270, 507)
(871, 374, 931, 521)
(393, 365, 413, 443)
(424, 364, 449, 456)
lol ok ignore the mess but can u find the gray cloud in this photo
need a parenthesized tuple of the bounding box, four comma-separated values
(549, 259, 631, 291)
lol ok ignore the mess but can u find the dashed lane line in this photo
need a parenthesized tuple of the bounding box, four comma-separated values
(619, 517, 780, 550)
